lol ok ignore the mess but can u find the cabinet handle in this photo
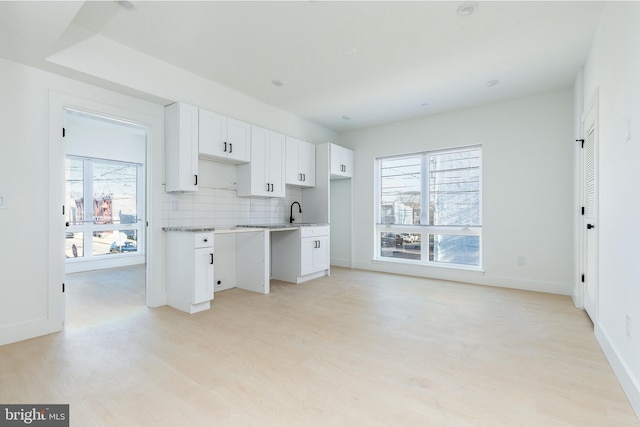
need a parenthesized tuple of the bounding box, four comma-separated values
(317, 240, 320, 248)
(210, 253, 214, 265)
(224, 142, 227, 152)
(229, 143, 233, 153)
(270, 183, 274, 192)
(302, 173, 306, 181)
(266, 183, 270, 192)
(299, 173, 302, 181)
(194, 175, 198, 185)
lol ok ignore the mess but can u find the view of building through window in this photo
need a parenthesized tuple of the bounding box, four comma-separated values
(377, 146, 481, 267)
(65, 156, 142, 260)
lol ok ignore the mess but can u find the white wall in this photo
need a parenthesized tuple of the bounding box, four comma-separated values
(582, 2, 640, 417)
(340, 90, 574, 294)
(0, 57, 165, 345)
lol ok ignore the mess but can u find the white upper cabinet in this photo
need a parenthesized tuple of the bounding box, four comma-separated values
(165, 102, 199, 192)
(285, 137, 316, 187)
(199, 109, 251, 164)
(237, 126, 285, 197)
(330, 143, 353, 179)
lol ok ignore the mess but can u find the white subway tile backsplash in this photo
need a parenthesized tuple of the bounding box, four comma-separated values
(161, 172, 311, 227)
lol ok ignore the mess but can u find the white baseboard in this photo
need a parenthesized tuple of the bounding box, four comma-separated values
(65, 254, 145, 274)
(330, 257, 351, 268)
(595, 324, 640, 421)
(352, 260, 571, 295)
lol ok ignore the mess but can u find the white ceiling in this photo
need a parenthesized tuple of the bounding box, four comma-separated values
(0, 1, 604, 133)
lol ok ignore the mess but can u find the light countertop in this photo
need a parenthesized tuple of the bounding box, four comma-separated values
(163, 223, 328, 233)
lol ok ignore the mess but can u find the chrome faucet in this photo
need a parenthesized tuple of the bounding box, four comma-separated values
(290, 201, 302, 223)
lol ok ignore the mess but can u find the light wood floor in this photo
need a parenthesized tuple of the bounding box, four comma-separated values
(1, 266, 638, 426)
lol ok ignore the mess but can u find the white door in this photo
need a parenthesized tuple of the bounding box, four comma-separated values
(582, 99, 599, 322)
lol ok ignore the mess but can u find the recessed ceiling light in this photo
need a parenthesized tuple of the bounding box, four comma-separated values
(341, 47, 358, 56)
(342, 116, 351, 121)
(457, 1, 478, 16)
(485, 80, 500, 87)
(421, 103, 429, 107)
(116, 0, 136, 11)
(271, 79, 285, 87)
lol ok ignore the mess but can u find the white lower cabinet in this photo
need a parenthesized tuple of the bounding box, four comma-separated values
(165, 231, 214, 314)
(300, 231, 330, 276)
(271, 226, 330, 283)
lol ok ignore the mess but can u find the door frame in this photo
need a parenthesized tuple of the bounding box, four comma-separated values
(49, 91, 165, 318)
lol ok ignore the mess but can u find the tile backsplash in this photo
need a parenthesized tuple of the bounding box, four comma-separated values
(161, 160, 305, 228)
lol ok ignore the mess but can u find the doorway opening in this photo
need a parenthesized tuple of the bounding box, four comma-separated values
(64, 109, 146, 273)
(63, 109, 148, 321)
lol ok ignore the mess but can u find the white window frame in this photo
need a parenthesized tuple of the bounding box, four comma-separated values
(374, 145, 482, 270)
(65, 155, 145, 263)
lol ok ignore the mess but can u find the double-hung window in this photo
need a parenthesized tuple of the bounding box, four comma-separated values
(375, 145, 482, 269)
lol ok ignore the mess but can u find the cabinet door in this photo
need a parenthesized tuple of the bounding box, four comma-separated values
(165, 102, 198, 192)
(268, 131, 286, 197)
(199, 109, 227, 158)
(315, 235, 330, 271)
(298, 140, 316, 187)
(330, 144, 353, 178)
(341, 147, 353, 178)
(194, 247, 214, 304)
(227, 118, 251, 163)
(330, 144, 342, 176)
(300, 237, 317, 276)
(285, 137, 301, 185)
(250, 126, 269, 196)
(300, 234, 329, 276)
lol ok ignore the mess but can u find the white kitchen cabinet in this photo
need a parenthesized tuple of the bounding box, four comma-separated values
(199, 109, 251, 164)
(236, 126, 285, 197)
(271, 226, 330, 283)
(165, 231, 214, 314)
(300, 229, 330, 276)
(285, 137, 316, 187)
(165, 102, 199, 192)
(330, 143, 354, 179)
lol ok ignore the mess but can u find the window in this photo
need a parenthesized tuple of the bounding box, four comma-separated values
(376, 146, 481, 268)
(65, 156, 143, 261)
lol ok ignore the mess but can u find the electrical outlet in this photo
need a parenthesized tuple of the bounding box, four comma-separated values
(517, 256, 526, 266)
(626, 315, 632, 339)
